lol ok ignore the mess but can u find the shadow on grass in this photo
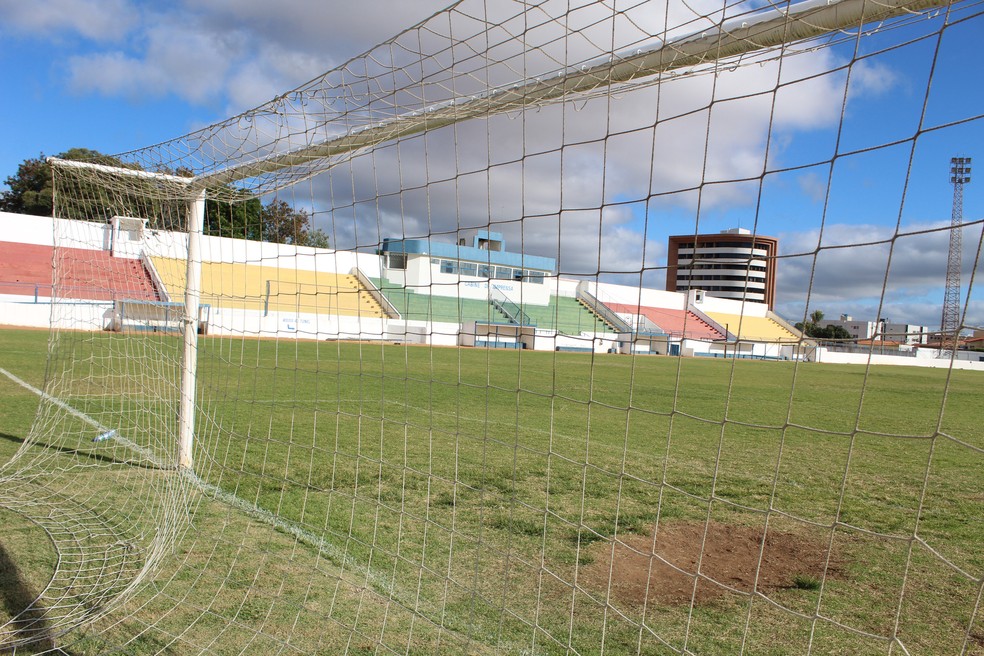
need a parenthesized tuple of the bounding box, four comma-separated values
(0, 541, 55, 653)
(0, 431, 165, 472)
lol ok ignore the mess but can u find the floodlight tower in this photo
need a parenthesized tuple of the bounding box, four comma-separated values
(940, 156, 970, 356)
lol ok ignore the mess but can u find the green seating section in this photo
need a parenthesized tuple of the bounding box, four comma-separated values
(371, 279, 614, 335)
(520, 296, 615, 335)
(377, 283, 508, 324)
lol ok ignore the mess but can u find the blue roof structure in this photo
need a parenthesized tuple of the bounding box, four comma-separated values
(380, 230, 555, 273)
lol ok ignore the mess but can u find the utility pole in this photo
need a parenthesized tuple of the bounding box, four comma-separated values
(940, 157, 970, 357)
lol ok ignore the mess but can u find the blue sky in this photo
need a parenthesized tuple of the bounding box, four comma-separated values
(0, 0, 981, 329)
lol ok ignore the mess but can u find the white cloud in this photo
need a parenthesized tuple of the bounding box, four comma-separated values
(776, 222, 984, 327)
(58, 0, 448, 110)
(848, 60, 899, 97)
(797, 172, 828, 203)
(67, 20, 238, 103)
(0, 0, 137, 41)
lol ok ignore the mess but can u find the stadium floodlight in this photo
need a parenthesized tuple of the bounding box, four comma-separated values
(950, 156, 972, 184)
(941, 156, 972, 355)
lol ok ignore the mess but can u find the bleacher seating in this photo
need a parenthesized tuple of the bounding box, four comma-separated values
(150, 257, 386, 318)
(704, 312, 799, 342)
(0, 233, 803, 351)
(0, 241, 158, 301)
(373, 280, 615, 334)
(375, 283, 503, 324)
(531, 297, 614, 335)
(604, 303, 723, 340)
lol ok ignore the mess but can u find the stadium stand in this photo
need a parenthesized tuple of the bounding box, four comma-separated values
(528, 296, 615, 335)
(0, 217, 798, 353)
(704, 311, 799, 342)
(150, 257, 386, 317)
(374, 279, 615, 335)
(0, 241, 158, 301)
(604, 302, 723, 340)
(375, 282, 503, 324)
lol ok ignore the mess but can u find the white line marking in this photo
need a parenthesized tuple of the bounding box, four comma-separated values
(0, 366, 162, 466)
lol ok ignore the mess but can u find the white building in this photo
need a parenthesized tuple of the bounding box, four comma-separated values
(818, 315, 930, 345)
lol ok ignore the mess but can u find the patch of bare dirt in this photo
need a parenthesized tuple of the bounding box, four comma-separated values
(580, 520, 844, 607)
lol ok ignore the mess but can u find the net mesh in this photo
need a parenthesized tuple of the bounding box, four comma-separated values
(2, 0, 983, 653)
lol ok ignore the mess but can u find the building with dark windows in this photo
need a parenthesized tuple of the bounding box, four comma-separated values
(665, 228, 778, 309)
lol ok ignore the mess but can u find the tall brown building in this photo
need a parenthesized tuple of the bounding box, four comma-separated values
(666, 228, 778, 308)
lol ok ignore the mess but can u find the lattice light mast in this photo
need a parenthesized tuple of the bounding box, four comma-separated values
(941, 156, 970, 355)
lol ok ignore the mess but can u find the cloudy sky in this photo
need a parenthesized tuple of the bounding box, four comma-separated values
(0, 0, 982, 329)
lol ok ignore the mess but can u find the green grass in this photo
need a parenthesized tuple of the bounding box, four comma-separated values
(0, 327, 981, 655)
(0, 329, 44, 464)
(792, 574, 822, 591)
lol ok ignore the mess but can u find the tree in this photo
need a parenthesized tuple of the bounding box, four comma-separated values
(259, 200, 310, 244)
(795, 311, 852, 341)
(304, 228, 331, 249)
(203, 197, 316, 245)
(795, 309, 827, 338)
(0, 148, 125, 217)
(815, 324, 852, 340)
(205, 191, 263, 240)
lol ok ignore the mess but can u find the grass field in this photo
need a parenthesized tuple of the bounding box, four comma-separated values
(1, 326, 981, 655)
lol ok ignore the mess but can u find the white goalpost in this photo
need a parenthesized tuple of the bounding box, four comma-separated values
(2, 0, 983, 653)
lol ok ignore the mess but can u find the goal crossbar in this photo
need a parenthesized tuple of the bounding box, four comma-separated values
(51, 0, 947, 193)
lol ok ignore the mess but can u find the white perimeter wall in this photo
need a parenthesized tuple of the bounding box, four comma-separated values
(1, 212, 111, 251)
(591, 281, 687, 309)
(143, 230, 382, 277)
(0, 296, 113, 331)
(588, 280, 767, 318)
(816, 347, 984, 371)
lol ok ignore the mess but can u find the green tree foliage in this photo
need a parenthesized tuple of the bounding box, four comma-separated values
(815, 324, 852, 340)
(304, 228, 331, 249)
(259, 200, 310, 245)
(203, 197, 313, 245)
(0, 148, 126, 217)
(795, 311, 853, 341)
(205, 191, 263, 240)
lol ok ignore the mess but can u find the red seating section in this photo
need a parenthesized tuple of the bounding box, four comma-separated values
(0, 241, 158, 301)
(605, 303, 723, 340)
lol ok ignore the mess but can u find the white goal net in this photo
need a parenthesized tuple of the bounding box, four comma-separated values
(2, 0, 983, 653)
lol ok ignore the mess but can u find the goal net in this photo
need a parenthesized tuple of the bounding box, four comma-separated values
(3, 0, 983, 653)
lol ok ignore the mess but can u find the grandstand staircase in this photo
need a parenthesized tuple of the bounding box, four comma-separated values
(574, 282, 632, 333)
(351, 268, 400, 319)
(489, 287, 536, 326)
(343, 272, 387, 318)
(684, 306, 730, 341)
(488, 301, 513, 324)
(576, 297, 625, 332)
